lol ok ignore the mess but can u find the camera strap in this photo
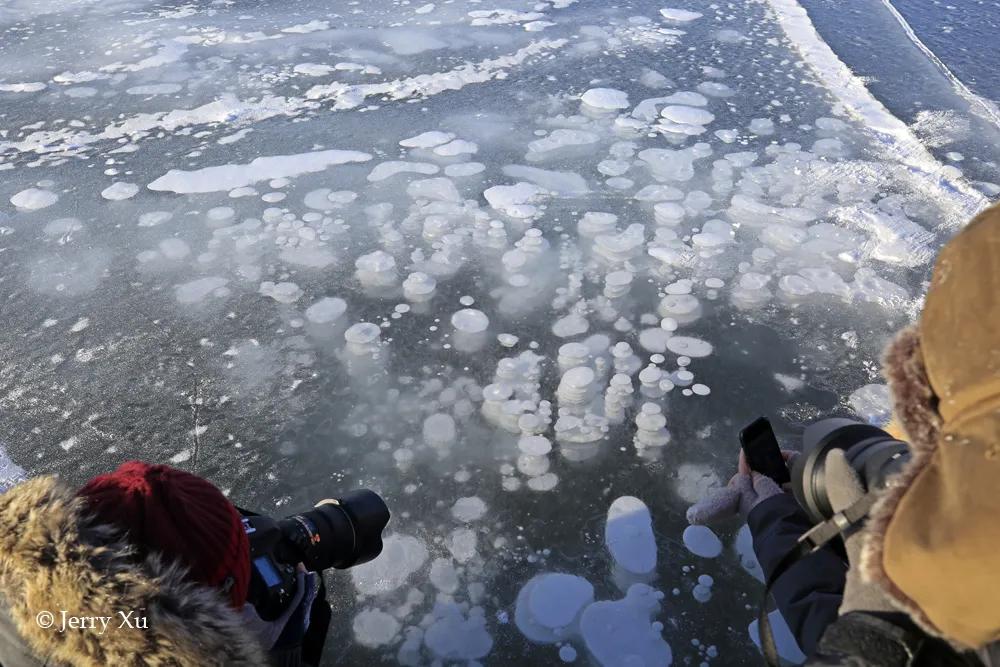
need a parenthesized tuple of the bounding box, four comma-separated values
(759, 490, 880, 666)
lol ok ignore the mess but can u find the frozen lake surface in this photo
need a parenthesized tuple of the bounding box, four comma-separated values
(0, 0, 996, 665)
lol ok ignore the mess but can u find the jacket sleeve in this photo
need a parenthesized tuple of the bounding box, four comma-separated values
(747, 493, 848, 656)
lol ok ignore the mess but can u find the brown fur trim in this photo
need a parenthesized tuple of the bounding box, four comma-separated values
(0, 476, 269, 666)
(859, 326, 950, 644)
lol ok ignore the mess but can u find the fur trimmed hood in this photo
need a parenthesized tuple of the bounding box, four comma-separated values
(861, 204, 1000, 650)
(0, 475, 269, 666)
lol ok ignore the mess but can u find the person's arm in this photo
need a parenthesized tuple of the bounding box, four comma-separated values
(747, 493, 848, 656)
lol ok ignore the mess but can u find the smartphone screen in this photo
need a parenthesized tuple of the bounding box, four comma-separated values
(739, 417, 791, 485)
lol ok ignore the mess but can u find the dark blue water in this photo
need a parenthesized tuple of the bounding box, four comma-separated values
(890, 0, 1000, 103)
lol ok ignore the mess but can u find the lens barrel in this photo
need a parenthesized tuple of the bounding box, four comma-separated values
(277, 489, 390, 571)
(791, 418, 910, 524)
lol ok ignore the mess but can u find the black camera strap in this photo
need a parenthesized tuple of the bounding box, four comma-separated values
(759, 490, 880, 666)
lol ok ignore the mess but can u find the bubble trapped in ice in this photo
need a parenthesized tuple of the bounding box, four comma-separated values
(3, 0, 989, 662)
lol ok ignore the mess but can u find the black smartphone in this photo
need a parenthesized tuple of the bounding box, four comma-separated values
(739, 417, 791, 485)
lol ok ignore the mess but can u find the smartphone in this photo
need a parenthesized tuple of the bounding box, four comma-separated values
(739, 417, 791, 485)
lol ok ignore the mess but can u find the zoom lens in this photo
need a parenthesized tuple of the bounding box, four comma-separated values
(791, 418, 910, 524)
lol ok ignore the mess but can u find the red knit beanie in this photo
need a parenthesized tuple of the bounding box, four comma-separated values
(78, 461, 250, 608)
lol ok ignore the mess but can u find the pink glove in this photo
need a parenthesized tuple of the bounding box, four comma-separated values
(686, 450, 797, 526)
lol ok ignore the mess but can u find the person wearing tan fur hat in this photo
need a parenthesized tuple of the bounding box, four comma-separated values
(688, 203, 1000, 665)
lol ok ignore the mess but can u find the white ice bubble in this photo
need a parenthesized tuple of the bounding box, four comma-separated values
(451, 308, 489, 333)
(259, 281, 303, 304)
(515, 573, 594, 643)
(352, 533, 428, 595)
(175, 277, 229, 304)
(665, 336, 713, 358)
(353, 609, 401, 647)
(424, 413, 458, 447)
(451, 496, 488, 522)
(580, 584, 672, 666)
(659, 7, 703, 22)
(683, 525, 722, 558)
(101, 182, 139, 201)
(400, 130, 456, 148)
(10, 188, 58, 210)
(660, 105, 715, 126)
(581, 88, 630, 111)
(606, 496, 657, 576)
(305, 297, 347, 324)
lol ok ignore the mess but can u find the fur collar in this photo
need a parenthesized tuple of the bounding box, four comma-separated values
(0, 476, 268, 666)
(860, 325, 948, 643)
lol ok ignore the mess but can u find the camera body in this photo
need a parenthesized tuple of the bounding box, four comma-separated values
(243, 490, 390, 620)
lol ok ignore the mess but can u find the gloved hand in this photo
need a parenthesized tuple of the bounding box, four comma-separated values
(825, 449, 895, 615)
(686, 450, 797, 525)
(240, 565, 318, 650)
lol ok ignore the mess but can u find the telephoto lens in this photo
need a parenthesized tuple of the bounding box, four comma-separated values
(791, 418, 910, 524)
(276, 489, 391, 572)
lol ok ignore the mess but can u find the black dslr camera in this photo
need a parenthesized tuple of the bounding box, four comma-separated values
(242, 490, 390, 620)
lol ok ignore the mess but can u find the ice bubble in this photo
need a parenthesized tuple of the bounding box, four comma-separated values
(559, 645, 578, 662)
(139, 211, 172, 227)
(158, 238, 190, 260)
(430, 558, 459, 594)
(581, 88, 630, 111)
(606, 496, 657, 575)
(653, 202, 686, 225)
(447, 527, 478, 563)
(515, 573, 595, 643)
(659, 7, 703, 21)
(424, 604, 493, 660)
(175, 277, 229, 304)
(519, 435, 553, 456)
(578, 212, 619, 237)
(451, 496, 487, 522)
(526, 129, 600, 161)
(305, 297, 347, 324)
(665, 336, 713, 358)
(403, 272, 437, 302)
(633, 184, 684, 201)
(344, 322, 381, 345)
(749, 118, 775, 135)
(445, 162, 486, 177)
(683, 525, 722, 558)
(580, 584, 672, 666)
(259, 281, 303, 304)
(696, 81, 734, 97)
(735, 524, 764, 582)
(424, 413, 458, 447)
(434, 139, 479, 156)
(400, 130, 455, 148)
(407, 177, 461, 202)
(101, 182, 139, 201)
(10, 188, 58, 210)
(660, 105, 715, 126)
(552, 314, 589, 338)
(352, 534, 428, 595)
(673, 463, 722, 504)
(367, 161, 439, 182)
(657, 294, 702, 323)
(353, 609, 401, 647)
(451, 308, 489, 333)
(663, 91, 708, 106)
(638, 328, 671, 354)
(485, 182, 545, 219)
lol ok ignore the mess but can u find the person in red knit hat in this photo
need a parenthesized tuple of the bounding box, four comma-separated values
(77, 461, 251, 609)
